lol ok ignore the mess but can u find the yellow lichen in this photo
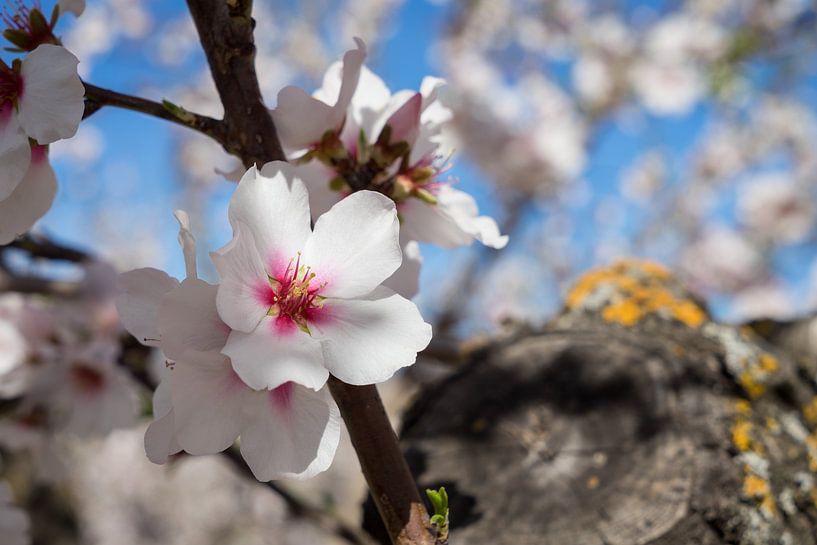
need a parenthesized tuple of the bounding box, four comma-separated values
(669, 299, 707, 327)
(601, 299, 643, 326)
(739, 372, 766, 399)
(734, 399, 752, 415)
(743, 474, 770, 497)
(803, 397, 817, 426)
(732, 419, 753, 452)
(758, 354, 779, 374)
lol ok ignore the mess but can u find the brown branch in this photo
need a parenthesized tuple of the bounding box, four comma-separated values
(184, 0, 285, 167)
(328, 379, 436, 545)
(82, 82, 226, 142)
(0, 275, 81, 296)
(221, 448, 376, 545)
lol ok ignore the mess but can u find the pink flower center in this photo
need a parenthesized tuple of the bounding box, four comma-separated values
(261, 253, 325, 334)
(70, 364, 106, 394)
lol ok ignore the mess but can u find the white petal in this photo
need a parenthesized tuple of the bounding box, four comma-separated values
(145, 409, 182, 464)
(159, 278, 229, 361)
(347, 64, 392, 140)
(58, 0, 85, 16)
(18, 45, 84, 144)
(0, 152, 57, 245)
(313, 287, 432, 385)
(290, 161, 339, 219)
(274, 39, 366, 151)
(0, 107, 31, 201)
(212, 222, 269, 333)
(375, 92, 422, 146)
(231, 164, 312, 267)
(383, 240, 422, 299)
(222, 324, 328, 391)
(170, 350, 249, 455)
(303, 191, 401, 299)
(400, 187, 509, 249)
(240, 384, 340, 480)
(174, 209, 197, 279)
(115, 268, 179, 347)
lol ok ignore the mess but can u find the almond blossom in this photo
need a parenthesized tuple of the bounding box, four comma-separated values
(214, 163, 432, 391)
(116, 210, 342, 480)
(0, 42, 83, 242)
(271, 40, 507, 297)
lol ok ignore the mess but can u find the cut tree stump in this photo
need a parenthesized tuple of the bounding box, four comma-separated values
(366, 260, 817, 544)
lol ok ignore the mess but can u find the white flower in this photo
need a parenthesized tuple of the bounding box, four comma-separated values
(0, 320, 27, 398)
(154, 351, 341, 481)
(271, 41, 506, 294)
(0, 482, 29, 545)
(214, 163, 432, 391)
(0, 146, 57, 244)
(43, 340, 140, 438)
(117, 210, 342, 480)
(737, 174, 815, 244)
(0, 45, 84, 201)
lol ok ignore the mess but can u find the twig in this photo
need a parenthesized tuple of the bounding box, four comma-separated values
(6, 234, 90, 262)
(0, 275, 81, 296)
(221, 448, 376, 545)
(83, 82, 226, 142)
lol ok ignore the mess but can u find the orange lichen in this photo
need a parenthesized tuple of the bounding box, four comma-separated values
(732, 419, 753, 452)
(567, 259, 708, 329)
(734, 399, 752, 415)
(739, 372, 766, 399)
(758, 354, 779, 373)
(601, 299, 643, 326)
(803, 397, 817, 426)
(743, 474, 770, 497)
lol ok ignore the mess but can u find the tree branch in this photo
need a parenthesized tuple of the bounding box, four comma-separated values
(328, 379, 436, 545)
(184, 0, 285, 167)
(6, 234, 90, 263)
(184, 2, 435, 542)
(82, 82, 226, 142)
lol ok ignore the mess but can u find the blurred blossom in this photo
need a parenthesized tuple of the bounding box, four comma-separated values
(737, 173, 815, 243)
(621, 151, 666, 205)
(729, 282, 794, 321)
(0, 481, 29, 545)
(154, 16, 200, 67)
(681, 227, 763, 292)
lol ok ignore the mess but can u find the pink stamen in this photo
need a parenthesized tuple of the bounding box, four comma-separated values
(260, 253, 327, 333)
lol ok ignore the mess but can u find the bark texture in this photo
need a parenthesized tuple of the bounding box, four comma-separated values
(368, 260, 817, 544)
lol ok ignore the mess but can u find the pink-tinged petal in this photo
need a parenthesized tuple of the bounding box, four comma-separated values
(368, 90, 419, 145)
(174, 209, 197, 279)
(231, 164, 312, 266)
(58, 0, 85, 16)
(383, 240, 422, 299)
(303, 191, 401, 299)
(240, 384, 340, 480)
(381, 92, 422, 146)
(17, 45, 84, 144)
(0, 107, 31, 201)
(222, 324, 328, 391)
(145, 381, 181, 464)
(400, 187, 509, 249)
(212, 222, 269, 333)
(145, 409, 181, 464)
(170, 350, 249, 455)
(115, 268, 179, 347)
(0, 152, 57, 245)
(159, 278, 229, 362)
(313, 287, 432, 385)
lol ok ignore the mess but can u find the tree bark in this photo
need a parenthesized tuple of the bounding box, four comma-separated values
(367, 260, 817, 544)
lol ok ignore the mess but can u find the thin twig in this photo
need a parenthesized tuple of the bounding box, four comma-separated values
(82, 82, 227, 142)
(6, 234, 90, 263)
(0, 275, 81, 296)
